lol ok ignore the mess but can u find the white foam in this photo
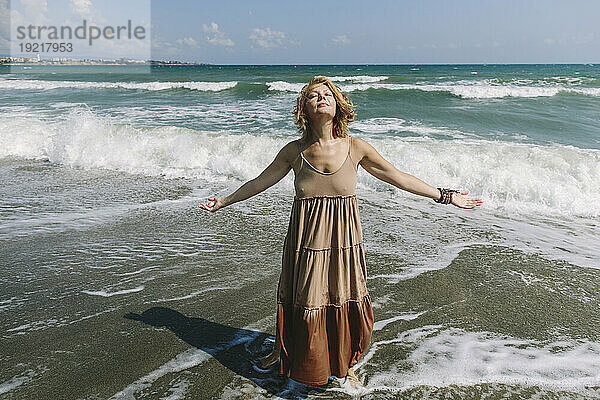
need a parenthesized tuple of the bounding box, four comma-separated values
(148, 286, 233, 303)
(266, 81, 304, 92)
(266, 76, 388, 92)
(367, 241, 499, 283)
(373, 311, 426, 331)
(0, 296, 27, 312)
(353, 136, 600, 270)
(7, 321, 51, 332)
(265, 79, 600, 98)
(507, 270, 543, 286)
(328, 75, 389, 83)
(1, 110, 598, 221)
(0, 202, 149, 239)
(82, 286, 145, 297)
(0, 369, 39, 395)
(0, 78, 238, 92)
(339, 82, 568, 98)
(68, 307, 120, 324)
(360, 136, 600, 218)
(352, 117, 474, 138)
(109, 349, 212, 399)
(0, 109, 293, 182)
(160, 378, 190, 400)
(359, 326, 600, 393)
(116, 266, 159, 277)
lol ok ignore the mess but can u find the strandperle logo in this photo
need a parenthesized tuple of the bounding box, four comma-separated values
(14, 19, 147, 46)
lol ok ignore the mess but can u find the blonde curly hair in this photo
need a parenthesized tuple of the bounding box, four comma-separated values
(293, 76, 356, 142)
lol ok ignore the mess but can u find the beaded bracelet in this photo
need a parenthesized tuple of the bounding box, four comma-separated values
(434, 188, 460, 205)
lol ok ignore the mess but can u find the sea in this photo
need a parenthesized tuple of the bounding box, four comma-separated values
(0, 64, 599, 399)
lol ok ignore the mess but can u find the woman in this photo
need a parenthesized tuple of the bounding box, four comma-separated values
(199, 76, 483, 387)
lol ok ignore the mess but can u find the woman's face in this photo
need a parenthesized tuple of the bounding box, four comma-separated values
(305, 83, 336, 122)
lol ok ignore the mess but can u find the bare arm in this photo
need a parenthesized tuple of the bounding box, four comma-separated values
(199, 141, 297, 212)
(353, 137, 483, 209)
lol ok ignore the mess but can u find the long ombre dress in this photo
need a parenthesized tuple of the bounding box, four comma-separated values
(276, 135, 374, 385)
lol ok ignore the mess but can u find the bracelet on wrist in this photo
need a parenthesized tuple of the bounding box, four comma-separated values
(434, 188, 460, 205)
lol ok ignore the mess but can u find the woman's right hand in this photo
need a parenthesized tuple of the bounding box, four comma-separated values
(198, 197, 226, 213)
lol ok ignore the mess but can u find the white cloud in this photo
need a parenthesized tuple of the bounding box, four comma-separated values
(202, 22, 234, 47)
(176, 37, 197, 47)
(0, 35, 9, 50)
(331, 34, 350, 46)
(249, 27, 285, 49)
(151, 34, 179, 57)
(89, 35, 150, 59)
(0, 0, 9, 40)
(18, 0, 48, 25)
(70, 0, 92, 16)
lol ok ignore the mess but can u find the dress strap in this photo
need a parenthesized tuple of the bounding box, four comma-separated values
(348, 135, 357, 172)
(296, 139, 303, 172)
(346, 135, 351, 158)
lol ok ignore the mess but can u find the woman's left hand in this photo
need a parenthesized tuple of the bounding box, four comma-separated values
(451, 190, 484, 209)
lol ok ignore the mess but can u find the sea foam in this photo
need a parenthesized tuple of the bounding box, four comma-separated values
(1, 110, 598, 218)
(3, 77, 599, 98)
(81, 286, 145, 297)
(361, 326, 600, 393)
(265, 79, 600, 98)
(0, 79, 238, 91)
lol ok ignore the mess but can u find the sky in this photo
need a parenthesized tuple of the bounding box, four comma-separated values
(3, 0, 600, 64)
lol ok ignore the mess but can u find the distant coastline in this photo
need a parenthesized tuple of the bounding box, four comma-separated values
(0, 57, 596, 66)
(0, 57, 210, 66)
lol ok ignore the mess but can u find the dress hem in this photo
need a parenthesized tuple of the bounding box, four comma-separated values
(276, 296, 373, 387)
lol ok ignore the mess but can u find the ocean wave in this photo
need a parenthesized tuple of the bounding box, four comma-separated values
(0, 79, 238, 91)
(266, 81, 305, 92)
(265, 79, 600, 98)
(328, 75, 389, 83)
(3, 77, 599, 98)
(0, 110, 598, 217)
(352, 117, 476, 139)
(365, 136, 600, 217)
(343, 82, 600, 98)
(266, 76, 388, 91)
(0, 109, 286, 181)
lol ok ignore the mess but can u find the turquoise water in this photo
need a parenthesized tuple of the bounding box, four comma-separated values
(0, 65, 599, 399)
(3, 64, 600, 150)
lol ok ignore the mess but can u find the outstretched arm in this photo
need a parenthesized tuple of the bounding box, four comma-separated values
(199, 141, 297, 212)
(353, 137, 482, 209)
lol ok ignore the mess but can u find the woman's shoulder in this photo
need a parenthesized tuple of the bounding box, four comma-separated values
(348, 134, 369, 150)
(348, 134, 367, 145)
(348, 134, 377, 163)
(277, 139, 303, 165)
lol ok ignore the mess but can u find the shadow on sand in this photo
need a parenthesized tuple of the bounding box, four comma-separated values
(125, 307, 331, 399)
